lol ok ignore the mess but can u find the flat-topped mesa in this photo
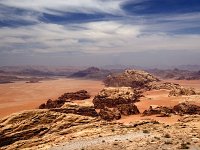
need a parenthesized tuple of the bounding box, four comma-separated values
(93, 87, 142, 109)
(104, 69, 159, 90)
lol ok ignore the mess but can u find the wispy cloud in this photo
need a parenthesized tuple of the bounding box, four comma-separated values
(0, 0, 200, 66)
(0, 0, 124, 15)
(0, 21, 200, 54)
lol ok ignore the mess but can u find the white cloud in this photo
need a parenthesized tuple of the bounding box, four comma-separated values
(0, 21, 200, 54)
(0, 0, 124, 15)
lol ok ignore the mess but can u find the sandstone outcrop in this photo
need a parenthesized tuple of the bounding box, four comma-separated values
(93, 87, 142, 109)
(39, 98, 67, 109)
(151, 82, 182, 90)
(58, 90, 91, 100)
(143, 102, 200, 116)
(50, 102, 98, 117)
(150, 82, 197, 96)
(39, 90, 90, 109)
(173, 102, 200, 115)
(99, 107, 121, 121)
(93, 87, 141, 121)
(117, 103, 140, 116)
(143, 105, 174, 117)
(104, 70, 159, 90)
(0, 109, 99, 149)
(169, 87, 196, 96)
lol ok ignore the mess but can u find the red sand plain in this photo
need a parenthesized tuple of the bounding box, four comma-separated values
(0, 78, 104, 118)
(0, 79, 200, 124)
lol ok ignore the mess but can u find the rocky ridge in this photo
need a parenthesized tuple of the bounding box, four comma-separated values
(39, 90, 90, 109)
(143, 102, 200, 116)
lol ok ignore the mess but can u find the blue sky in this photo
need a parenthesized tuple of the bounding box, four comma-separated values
(0, 0, 200, 66)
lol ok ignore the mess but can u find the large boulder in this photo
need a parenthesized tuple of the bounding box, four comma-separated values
(104, 69, 159, 90)
(143, 105, 174, 117)
(117, 103, 140, 116)
(93, 87, 142, 109)
(173, 102, 200, 115)
(169, 87, 196, 97)
(58, 90, 91, 100)
(99, 107, 121, 121)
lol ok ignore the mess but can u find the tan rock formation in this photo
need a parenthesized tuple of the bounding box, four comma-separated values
(104, 69, 159, 90)
(39, 90, 91, 109)
(93, 87, 142, 109)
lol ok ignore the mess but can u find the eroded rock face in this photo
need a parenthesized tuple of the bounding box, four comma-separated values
(99, 107, 121, 121)
(39, 90, 91, 109)
(169, 88, 196, 97)
(143, 105, 174, 117)
(93, 87, 141, 121)
(104, 70, 159, 90)
(58, 90, 91, 101)
(93, 87, 142, 109)
(0, 110, 99, 149)
(173, 102, 200, 115)
(143, 102, 200, 116)
(39, 99, 68, 109)
(50, 102, 98, 117)
(117, 103, 140, 116)
(151, 82, 182, 90)
(150, 82, 197, 97)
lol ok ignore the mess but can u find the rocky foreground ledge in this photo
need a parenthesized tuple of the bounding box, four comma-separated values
(1, 107, 200, 150)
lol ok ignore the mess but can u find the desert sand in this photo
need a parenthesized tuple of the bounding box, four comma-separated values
(0, 78, 104, 118)
(0, 78, 200, 123)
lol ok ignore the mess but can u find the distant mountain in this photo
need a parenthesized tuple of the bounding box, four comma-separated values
(70, 67, 112, 80)
(177, 65, 200, 71)
(0, 66, 84, 77)
(147, 68, 200, 80)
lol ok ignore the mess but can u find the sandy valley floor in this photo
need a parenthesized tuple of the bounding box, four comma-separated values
(0, 78, 104, 118)
(0, 78, 200, 123)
